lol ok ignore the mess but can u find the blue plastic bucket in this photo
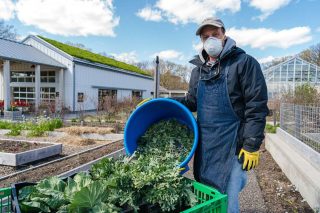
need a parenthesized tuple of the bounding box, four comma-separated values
(124, 98, 198, 172)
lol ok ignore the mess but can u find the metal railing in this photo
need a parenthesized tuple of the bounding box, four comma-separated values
(280, 103, 320, 153)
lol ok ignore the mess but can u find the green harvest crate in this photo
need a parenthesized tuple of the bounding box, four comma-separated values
(182, 181, 227, 213)
(8, 179, 226, 213)
(0, 187, 11, 213)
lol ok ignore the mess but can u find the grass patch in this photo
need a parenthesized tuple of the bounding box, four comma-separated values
(38, 36, 151, 77)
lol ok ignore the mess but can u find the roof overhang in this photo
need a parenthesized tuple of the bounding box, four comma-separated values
(74, 58, 153, 80)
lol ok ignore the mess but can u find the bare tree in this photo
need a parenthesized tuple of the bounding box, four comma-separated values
(0, 21, 17, 40)
(261, 56, 292, 70)
(160, 70, 189, 90)
(165, 61, 192, 82)
(136, 58, 192, 90)
(299, 43, 320, 67)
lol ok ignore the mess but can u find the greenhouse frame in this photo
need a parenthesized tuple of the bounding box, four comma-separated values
(263, 56, 320, 99)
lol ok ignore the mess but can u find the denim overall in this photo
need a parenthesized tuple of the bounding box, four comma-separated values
(194, 61, 240, 193)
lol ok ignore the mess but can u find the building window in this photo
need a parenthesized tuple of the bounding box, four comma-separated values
(41, 87, 56, 102)
(11, 71, 35, 83)
(41, 71, 56, 83)
(132, 90, 142, 99)
(78, 92, 84, 102)
(12, 87, 35, 102)
(98, 89, 117, 101)
(10, 71, 57, 83)
(98, 89, 117, 110)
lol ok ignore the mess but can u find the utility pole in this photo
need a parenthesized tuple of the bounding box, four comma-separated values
(154, 56, 160, 98)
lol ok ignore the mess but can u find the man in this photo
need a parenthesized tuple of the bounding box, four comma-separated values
(173, 17, 269, 213)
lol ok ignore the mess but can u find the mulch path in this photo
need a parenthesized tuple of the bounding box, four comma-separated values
(255, 142, 314, 213)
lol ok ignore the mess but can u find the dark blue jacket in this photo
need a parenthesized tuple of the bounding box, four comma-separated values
(174, 37, 269, 154)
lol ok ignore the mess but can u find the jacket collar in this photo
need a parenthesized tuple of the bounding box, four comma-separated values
(189, 37, 239, 73)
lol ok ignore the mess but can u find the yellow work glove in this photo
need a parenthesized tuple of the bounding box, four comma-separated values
(238, 148, 260, 171)
(137, 98, 152, 107)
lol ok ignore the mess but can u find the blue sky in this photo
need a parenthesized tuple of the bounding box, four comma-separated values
(1, 0, 320, 65)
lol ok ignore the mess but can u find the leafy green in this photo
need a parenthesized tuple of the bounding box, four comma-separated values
(65, 172, 93, 200)
(138, 119, 194, 162)
(20, 201, 51, 213)
(91, 203, 119, 213)
(18, 119, 196, 212)
(69, 181, 119, 213)
(6, 125, 22, 136)
(265, 123, 280, 133)
(1, 118, 63, 137)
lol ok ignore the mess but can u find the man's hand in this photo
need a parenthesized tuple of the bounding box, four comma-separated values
(238, 148, 260, 171)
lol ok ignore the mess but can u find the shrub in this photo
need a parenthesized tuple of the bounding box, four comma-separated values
(27, 125, 46, 137)
(282, 83, 320, 105)
(1, 118, 63, 137)
(0, 120, 14, 129)
(71, 118, 78, 123)
(38, 118, 63, 131)
(265, 123, 279, 134)
(6, 125, 22, 136)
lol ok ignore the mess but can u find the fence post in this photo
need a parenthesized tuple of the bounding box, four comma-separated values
(273, 109, 277, 126)
(294, 105, 301, 139)
(280, 103, 283, 129)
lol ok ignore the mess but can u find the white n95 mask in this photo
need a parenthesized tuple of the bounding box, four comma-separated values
(203, 37, 223, 57)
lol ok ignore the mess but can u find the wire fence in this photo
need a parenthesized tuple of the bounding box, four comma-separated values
(280, 103, 320, 153)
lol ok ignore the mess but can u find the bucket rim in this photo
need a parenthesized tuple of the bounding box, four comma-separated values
(124, 98, 198, 169)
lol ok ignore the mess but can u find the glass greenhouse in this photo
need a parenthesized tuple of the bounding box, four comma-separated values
(263, 57, 320, 99)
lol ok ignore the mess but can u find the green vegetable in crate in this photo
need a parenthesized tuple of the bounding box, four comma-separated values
(19, 173, 120, 213)
(18, 119, 196, 212)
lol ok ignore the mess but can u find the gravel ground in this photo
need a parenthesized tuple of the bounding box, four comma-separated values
(184, 157, 267, 212)
(240, 170, 267, 213)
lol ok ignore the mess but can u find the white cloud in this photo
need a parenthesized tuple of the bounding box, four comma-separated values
(258, 56, 275, 64)
(192, 42, 203, 52)
(16, 35, 26, 41)
(0, 0, 15, 20)
(14, 0, 119, 36)
(227, 26, 312, 49)
(137, 0, 241, 24)
(110, 51, 139, 64)
(136, 6, 163, 22)
(17, 31, 43, 41)
(249, 0, 291, 21)
(152, 50, 184, 60)
(316, 27, 320, 32)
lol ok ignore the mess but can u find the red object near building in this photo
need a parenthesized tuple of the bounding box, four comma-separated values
(11, 100, 30, 107)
